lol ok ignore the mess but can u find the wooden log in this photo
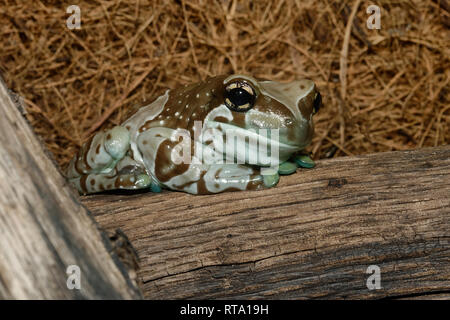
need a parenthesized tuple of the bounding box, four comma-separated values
(83, 145, 450, 299)
(0, 77, 142, 299)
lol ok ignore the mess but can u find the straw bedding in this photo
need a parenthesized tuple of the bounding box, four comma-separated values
(1, 0, 448, 168)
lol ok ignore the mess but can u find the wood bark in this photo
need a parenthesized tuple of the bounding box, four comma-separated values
(83, 145, 450, 299)
(0, 77, 142, 299)
(2, 73, 448, 300)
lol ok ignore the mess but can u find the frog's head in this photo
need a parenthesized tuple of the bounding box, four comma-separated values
(203, 74, 321, 165)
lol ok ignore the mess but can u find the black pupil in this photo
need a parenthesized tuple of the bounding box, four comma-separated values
(227, 88, 254, 108)
(314, 92, 322, 113)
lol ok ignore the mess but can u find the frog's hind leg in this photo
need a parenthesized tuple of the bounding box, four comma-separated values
(68, 163, 152, 194)
(67, 126, 152, 194)
(164, 163, 279, 194)
(136, 127, 280, 194)
(67, 126, 131, 178)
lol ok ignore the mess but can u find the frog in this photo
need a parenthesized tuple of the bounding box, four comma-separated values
(66, 74, 321, 195)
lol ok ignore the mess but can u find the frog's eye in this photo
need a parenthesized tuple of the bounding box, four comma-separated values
(313, 91, 322, 114)
(224, 81, 256, 112)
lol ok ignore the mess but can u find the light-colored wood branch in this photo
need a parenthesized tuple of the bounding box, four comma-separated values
(3, 72, 447, 300)
(0, 77, 142, 299)
(83, 145, 450, 299)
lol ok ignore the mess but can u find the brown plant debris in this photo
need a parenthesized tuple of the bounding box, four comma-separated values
(0, 0, 449, 169)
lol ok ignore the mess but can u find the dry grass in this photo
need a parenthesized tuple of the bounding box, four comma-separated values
(1, 0, 449, 168)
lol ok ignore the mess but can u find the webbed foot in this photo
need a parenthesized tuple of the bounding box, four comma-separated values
(275, 154, 315, 176)
(67, 125, 158, 194)
(292, 154, 315, 168)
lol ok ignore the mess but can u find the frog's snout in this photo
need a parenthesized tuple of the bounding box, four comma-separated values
(260, 79, 316, 121)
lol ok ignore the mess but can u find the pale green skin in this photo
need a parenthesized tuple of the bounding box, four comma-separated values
(67, 74, 319, 194)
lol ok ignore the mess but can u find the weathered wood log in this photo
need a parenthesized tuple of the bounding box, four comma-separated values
(0, 77, 142, 299)
(83, 145, 450, 299)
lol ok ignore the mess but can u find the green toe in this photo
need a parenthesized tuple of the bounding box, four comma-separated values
(263, 172, 280, 188)
(136, 174, 151, 188)
(150, 181, 162, 193)
(278, 161, 298, 175)
(293, 154, 315, 168)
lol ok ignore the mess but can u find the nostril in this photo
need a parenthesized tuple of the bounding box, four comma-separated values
(313, 92, 322, 114)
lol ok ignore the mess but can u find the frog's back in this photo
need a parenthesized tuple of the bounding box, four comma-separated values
(123, 75, 227, 136)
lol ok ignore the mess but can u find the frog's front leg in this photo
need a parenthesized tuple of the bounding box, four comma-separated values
(138, 128, 280, 194)
(68, 165, 151, 194)
(199, 164, 280, 194)
(161, 162, 279, 194)
(67, 126, 151, 194)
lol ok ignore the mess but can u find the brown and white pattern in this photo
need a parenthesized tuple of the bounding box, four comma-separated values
(67, 74, 320, 194)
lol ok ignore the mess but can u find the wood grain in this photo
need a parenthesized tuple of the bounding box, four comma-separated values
(83, 145, 450, 299)
(0, 77, 142, 299)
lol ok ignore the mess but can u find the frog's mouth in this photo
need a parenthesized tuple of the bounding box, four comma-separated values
(205, 121, 304, 166)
